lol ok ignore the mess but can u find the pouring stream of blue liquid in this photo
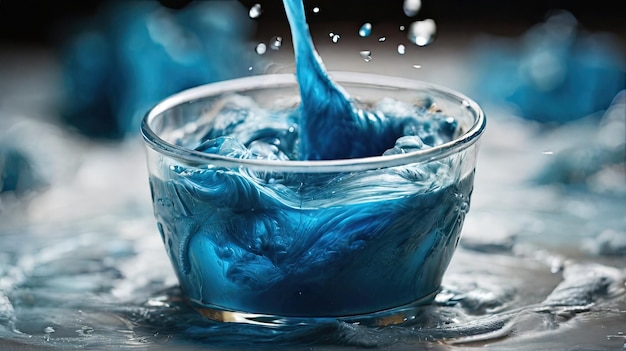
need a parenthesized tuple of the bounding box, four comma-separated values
(283, 0, 407, 160)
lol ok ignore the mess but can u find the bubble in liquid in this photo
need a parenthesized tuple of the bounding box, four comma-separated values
(359, 23, 372, 37)
(397, 44, 406, 54)
(359, 50, 372, 62)
(269, 36, 283, 50)
(400, 25, 406, 31)
(255, 42, 267, 55)
(249, 3, 262, 18)
(403, 0, 422, 17)
(408, 19, 437, 46)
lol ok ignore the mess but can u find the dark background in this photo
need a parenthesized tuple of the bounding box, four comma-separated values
(1, 0, 625, 47)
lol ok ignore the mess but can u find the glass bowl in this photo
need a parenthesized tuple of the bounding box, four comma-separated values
(141, 71, 486, 326)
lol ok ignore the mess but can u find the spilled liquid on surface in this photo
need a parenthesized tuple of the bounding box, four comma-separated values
(1, 127, 625, 350)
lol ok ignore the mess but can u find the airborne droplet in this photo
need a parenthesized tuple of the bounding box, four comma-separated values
(359, 23, 372, 37)
(255, 42, 267, 55)
(408, 19, 437, 46)
(403, 0, 422, 17)
(331, 34, 341, 43)
(269, 36, 283, 50)
(249, 3, 262, 19)
(397, 44, 406, 55)
(359, 50, 372, 62)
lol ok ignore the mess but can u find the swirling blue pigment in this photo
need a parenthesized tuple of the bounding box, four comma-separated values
(149, 0, 473, 317)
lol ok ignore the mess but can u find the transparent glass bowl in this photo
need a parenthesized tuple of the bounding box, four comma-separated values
(141, 72, 486, 326)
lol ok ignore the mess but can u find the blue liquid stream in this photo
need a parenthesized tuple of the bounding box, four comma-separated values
(148, 0, 474, 316)
(283, 0, 410, 160)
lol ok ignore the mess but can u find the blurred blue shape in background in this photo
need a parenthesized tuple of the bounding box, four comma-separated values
(471, 10, 625, 124)
(533, 90, 625, 190)
(0, 144, 42, 195)
(60, 1, 259, 139)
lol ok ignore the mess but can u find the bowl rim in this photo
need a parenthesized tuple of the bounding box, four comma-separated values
(141, 71, 486, 172)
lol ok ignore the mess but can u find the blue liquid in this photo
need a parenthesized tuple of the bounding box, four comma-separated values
(148, 0, 473, 317)
(151, 167, 472, 316)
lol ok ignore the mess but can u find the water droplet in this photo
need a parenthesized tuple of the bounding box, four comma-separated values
(331, 34, 341, 43)
(269, 36, 283, 50)
(313, 6, 320, 13)
(359, 50, 372, 62)
(542, 151, 555, 155)
(399, 25, 406, 31)
(412, 64, 422, 69)
(359, 23, 372, 37)
(248, 66, 253, 71)
(255, 42, 267, 55)
(403, 0, 422, 17)
(378, 36, 386, 42)
(44, 326, 55, 333)
(397, 44, 406, 54)
(249, 3, 262, 18)
(408, 19, 437, 46)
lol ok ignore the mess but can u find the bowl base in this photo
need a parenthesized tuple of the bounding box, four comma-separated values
(193, 290, 439, 327)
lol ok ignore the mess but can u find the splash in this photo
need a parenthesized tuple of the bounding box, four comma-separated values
(408, 19, 437, 46)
